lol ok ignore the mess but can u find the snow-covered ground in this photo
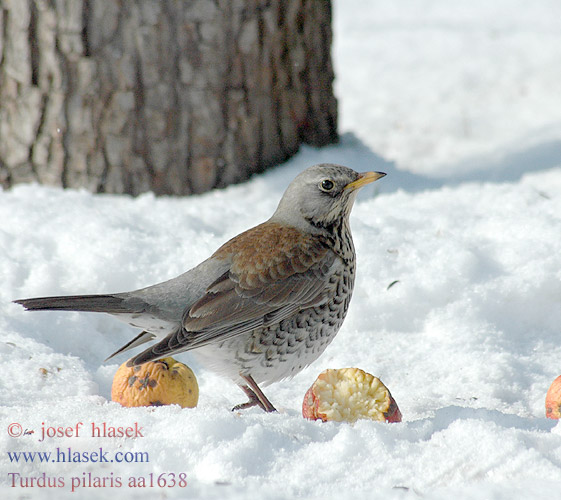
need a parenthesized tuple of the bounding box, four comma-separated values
(2, 1, 561, 499)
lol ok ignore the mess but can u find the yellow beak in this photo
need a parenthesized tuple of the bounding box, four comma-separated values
(344, 171, 386, 191)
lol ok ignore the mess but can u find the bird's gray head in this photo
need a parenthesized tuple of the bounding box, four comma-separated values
(271, 164, 386, 231)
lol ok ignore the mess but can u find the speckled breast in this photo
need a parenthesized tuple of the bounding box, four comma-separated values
(193, 252, 356, 387)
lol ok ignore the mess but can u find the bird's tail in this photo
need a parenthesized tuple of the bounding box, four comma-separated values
(14, 294, 129, 313)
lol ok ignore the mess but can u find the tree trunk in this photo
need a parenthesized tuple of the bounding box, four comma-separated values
(0, 0, 337, 196)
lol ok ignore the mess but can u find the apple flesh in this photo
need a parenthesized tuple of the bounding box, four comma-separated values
(545, 375, 561, 419)
(302, 367, 402, 423)
(111, 357, 198, 408)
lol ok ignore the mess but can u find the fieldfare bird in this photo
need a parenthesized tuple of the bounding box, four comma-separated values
(15, 164, 385, 412)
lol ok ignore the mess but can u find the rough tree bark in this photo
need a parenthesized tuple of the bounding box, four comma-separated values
(0, 0, 337, 196)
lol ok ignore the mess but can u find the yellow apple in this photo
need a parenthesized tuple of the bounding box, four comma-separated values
(111, 357, 198, 408)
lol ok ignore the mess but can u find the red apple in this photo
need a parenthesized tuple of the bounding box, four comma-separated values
(545, 375, 561, 419)
(302, 367, 402, 423)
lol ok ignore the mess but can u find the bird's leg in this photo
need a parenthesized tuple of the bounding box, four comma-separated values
(232, 374, 277, 413)
(242, 374, 277, 412)
(232, 385, 263, 411)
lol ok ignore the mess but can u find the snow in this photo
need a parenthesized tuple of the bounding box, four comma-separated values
(2, 1, 561, 499)
(333, 0, 561, 178)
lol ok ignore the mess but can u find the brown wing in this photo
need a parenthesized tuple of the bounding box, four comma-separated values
(128, 222, 336, 365)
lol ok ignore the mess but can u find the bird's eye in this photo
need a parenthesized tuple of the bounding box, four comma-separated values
(320, 179, 335, 192)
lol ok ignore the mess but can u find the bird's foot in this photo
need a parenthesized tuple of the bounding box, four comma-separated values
(231, 395, 263, 412)
(232, 375, 277, 413)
